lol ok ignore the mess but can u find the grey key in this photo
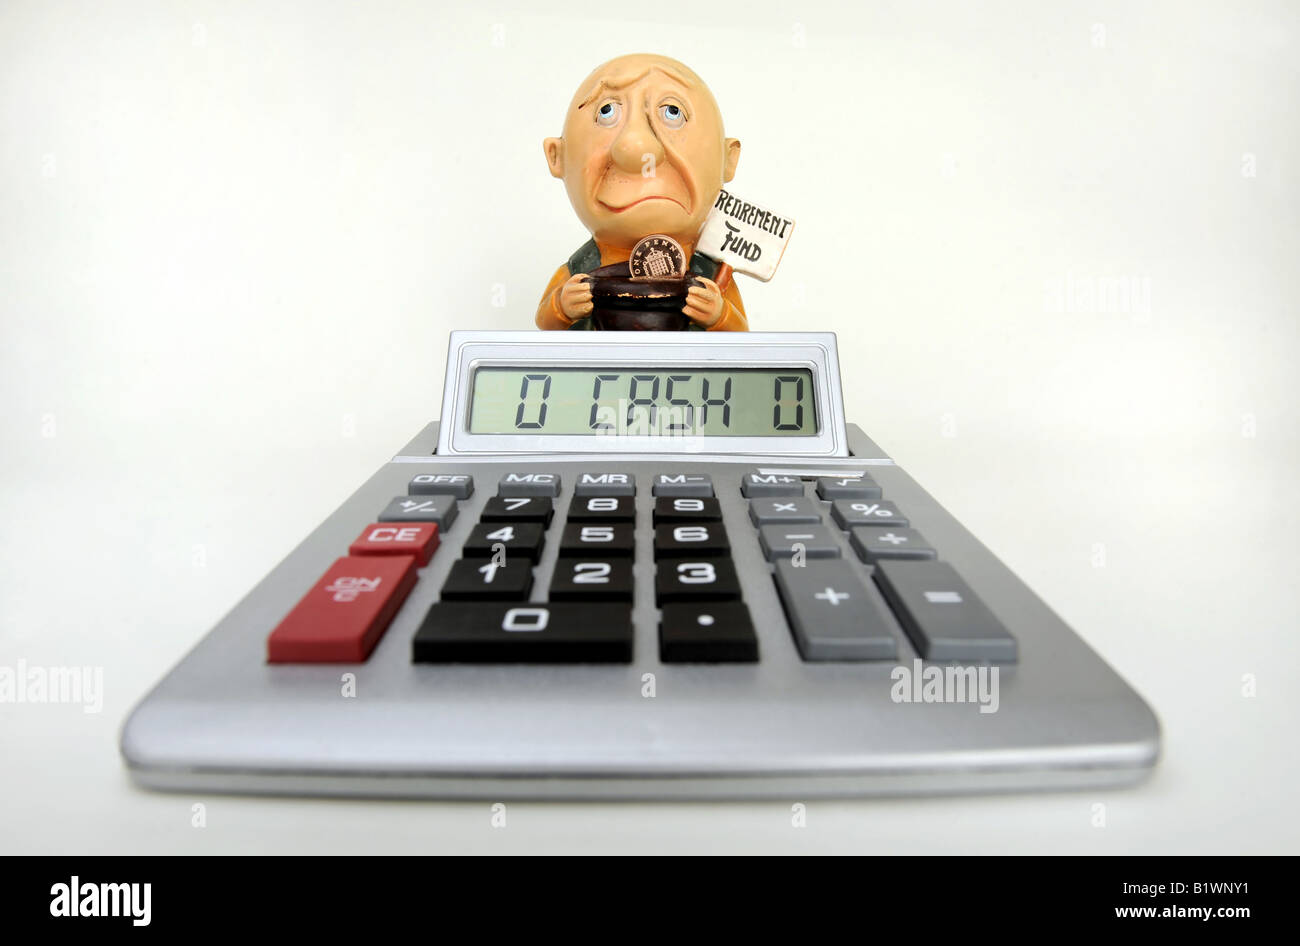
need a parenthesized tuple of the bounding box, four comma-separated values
(498, 472, 561, 497)
(816, 475, 882, 500)
(830, 498, 908, 529)
(873, 560, 1017, 662)
(850, 526, 937, 562)
(740, 471, 804, 497)
(774, 560, 898, 660)
(409, 473, 474, 499)
(759, 524, 841, 560)
(748, 496, 822, 525)
(378, 495, 458, 529)
(574, 472, 635, 497)
(652, 473, 714, 497)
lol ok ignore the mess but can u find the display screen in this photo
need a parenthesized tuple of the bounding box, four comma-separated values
(468, 367, 817, 437)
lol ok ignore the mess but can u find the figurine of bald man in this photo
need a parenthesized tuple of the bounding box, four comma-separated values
(537, 54, 747, 331)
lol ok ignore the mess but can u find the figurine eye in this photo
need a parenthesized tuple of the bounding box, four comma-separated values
(659, 103, 686, 128)
(595, 101, 621, 127)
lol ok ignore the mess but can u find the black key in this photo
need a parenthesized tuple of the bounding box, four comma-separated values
(413, 603, 632, 663)
(873, 560, 1017, 662)
(440, 558, 532, 601)
(558, 521, 634, 557)
(565, 495, 635, 522)
(660, 602, 758, 663)
(479, 495, 553, 525)
(654, 522, 729, 558)
(549, 558, 634, 601)
(655, 558, 741, 603)
(462, 522, 545, 561)
(652, 496, 722, 524)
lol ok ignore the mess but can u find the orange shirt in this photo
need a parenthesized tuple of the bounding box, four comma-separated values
(535, 239, 748, 331)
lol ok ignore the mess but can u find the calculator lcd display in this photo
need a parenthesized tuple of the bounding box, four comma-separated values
(468, 367, 816, 436)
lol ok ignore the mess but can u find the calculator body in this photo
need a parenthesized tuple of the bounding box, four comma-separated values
(121, 332, 1160, 798)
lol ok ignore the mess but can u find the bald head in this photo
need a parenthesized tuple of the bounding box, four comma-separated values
(544, 54, 741, 252)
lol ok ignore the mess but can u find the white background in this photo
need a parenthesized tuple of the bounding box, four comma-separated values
(2, 0, 1296, 853)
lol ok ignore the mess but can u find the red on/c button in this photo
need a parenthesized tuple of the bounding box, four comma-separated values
(349, 522, 439, 565)
(267, 555, 418, 663)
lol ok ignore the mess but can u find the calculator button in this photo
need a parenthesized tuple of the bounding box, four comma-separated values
(830, 499, 908, 529)
(440, 558, 533, 601)
(413, 603, 633, 663)
(747, 496, 822, 525)
(850, 526, 937, 562)
(660, 602, 759, 663)
(652, 473, 714, 497)
(574, 472, 635, 496)
(378, 496, 458, 529)
(655, 559, 741, 603)
(653, 523, 730, 558)
(408, 473, 474, 499)
(873, 561, 1017, 662)
(815, 476, 882, 500)
(480, 496, 554, 525)
(497, 472, 562, 497)
(773, 559, 898, 660)
(268, 555, 418, 663)
(349, 523, 440, 566)
(758, 524, 841, 561)
(558, 522, 634, 557)
(652, 496, 722, 524)
(462, 522, 545, 561)
(740, 471, 804, 497)
(549, 558, 634, 601)
(566, 495, 635, 522)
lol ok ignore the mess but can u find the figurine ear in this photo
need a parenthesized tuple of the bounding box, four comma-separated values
(722, 138, 741, 183)
(543, 137, 565, 178)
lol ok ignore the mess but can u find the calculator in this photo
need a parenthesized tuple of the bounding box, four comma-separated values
(121, 331, 1160, 798)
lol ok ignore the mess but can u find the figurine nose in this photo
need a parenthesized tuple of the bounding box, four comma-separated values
(610, 109, 664, 174)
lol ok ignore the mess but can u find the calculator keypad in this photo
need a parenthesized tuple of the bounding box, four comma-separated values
(270, 467, 1017, 667)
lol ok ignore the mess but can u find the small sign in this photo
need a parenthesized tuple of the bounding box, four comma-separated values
(696, 188, 795, 282)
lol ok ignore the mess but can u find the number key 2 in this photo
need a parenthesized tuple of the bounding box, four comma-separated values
(549, 558, 634, 601)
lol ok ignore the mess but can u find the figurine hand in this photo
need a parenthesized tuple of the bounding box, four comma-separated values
(559, 274, 594, 320)
(683, 277, 725, 328)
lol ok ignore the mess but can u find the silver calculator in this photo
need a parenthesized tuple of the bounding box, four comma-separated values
(121, 331, 1159, 798)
